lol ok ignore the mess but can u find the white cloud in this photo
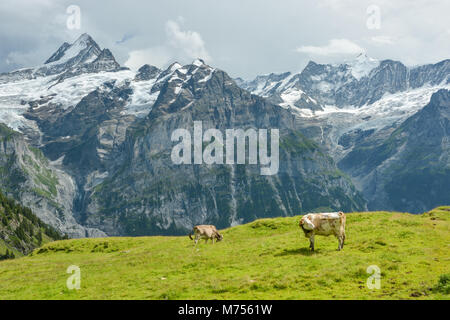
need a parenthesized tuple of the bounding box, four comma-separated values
(296, 39, 364, 56)
(370, 36, 395, 45)
(125, 19, 211, 70)
(125, 46, 171, 70)
(316, 0, 347, 10)
(165, 20, 211, 62)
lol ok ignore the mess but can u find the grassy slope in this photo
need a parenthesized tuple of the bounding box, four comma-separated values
(0, 208, 448, 300)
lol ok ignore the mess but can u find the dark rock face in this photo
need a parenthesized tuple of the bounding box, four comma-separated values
(334, 60, 409, 106)
(135, 64, 161, 81)
(0, 124, 105, 237)
(409, 60, 450, 88)
(237, 71, 323, 111)
(338, 129, 376, 150)
(24, 81, 138, 229)
(44, 42, 72, 64)
(339, 89, 450, 213)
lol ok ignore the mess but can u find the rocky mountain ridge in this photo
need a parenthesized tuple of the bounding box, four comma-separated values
(238, 53, 449, 114)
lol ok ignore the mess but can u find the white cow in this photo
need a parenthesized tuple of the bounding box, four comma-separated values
(299, 212, 346, 251)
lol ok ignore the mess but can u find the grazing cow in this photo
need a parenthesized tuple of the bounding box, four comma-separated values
(299, 212, 346, 251)
(189, 225, 223, 246)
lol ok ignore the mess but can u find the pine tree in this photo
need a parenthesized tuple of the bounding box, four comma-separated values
(36, 231, 43, 245)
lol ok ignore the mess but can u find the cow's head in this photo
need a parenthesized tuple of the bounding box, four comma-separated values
(299, 217, 307, 230)
(215, 232, 223, 242)
(299, 217, 305, 227)
(299, 216, 314, 237)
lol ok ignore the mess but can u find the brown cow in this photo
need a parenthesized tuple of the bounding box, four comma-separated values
(189, 225, 223, 247)
(299, 212, 346, 251)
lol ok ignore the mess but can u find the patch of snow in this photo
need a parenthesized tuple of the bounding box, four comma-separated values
(0, 70, 135, 131)
(174, 86, 182, 94)
(192, 59, 204, 67)
(299, 83, 450, 160)
(279, 88, 305, 108)
(123, 79, 159, 117)
(315, 81, 334, 92)
(346, 53, 379, 80)
(169, 62, 182, 72)
(198, 70, 215, 83)
(49, 70, 134, 109)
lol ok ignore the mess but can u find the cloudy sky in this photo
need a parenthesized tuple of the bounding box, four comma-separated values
(0, 0, 449, 79)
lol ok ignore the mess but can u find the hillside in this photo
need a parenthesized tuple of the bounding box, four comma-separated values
(0, 190, 65, 258)
(0, 208, 448, 299)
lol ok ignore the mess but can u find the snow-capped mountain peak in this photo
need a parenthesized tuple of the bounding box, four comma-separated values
(345, 52, 379, 80)
(44, 33, 101, 66)
(192, 58, 205, 67)
(168, 62, 183, 71)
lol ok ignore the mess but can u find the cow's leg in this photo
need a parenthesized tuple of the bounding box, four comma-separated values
(337, 230, 346, 250)
(342, 232, 346, 248)
(205, 238, 208, 244)
(194, 234, 200, 247)
(309, 235, 315, 251)
(339, 231, 346, 250)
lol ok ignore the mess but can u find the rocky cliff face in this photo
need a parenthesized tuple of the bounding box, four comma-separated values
(236, 72, 323, 113)
(0, 124, 105, 237)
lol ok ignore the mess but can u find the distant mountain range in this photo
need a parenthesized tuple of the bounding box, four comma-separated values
(236, 53, 449, 112)
(237, 53, 449, 213)
(0, 33, 448, 237)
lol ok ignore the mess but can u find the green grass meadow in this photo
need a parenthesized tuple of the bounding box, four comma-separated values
(0, 207, 449, 300)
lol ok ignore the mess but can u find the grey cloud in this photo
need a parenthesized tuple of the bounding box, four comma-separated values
(0, 0, 449, 78)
